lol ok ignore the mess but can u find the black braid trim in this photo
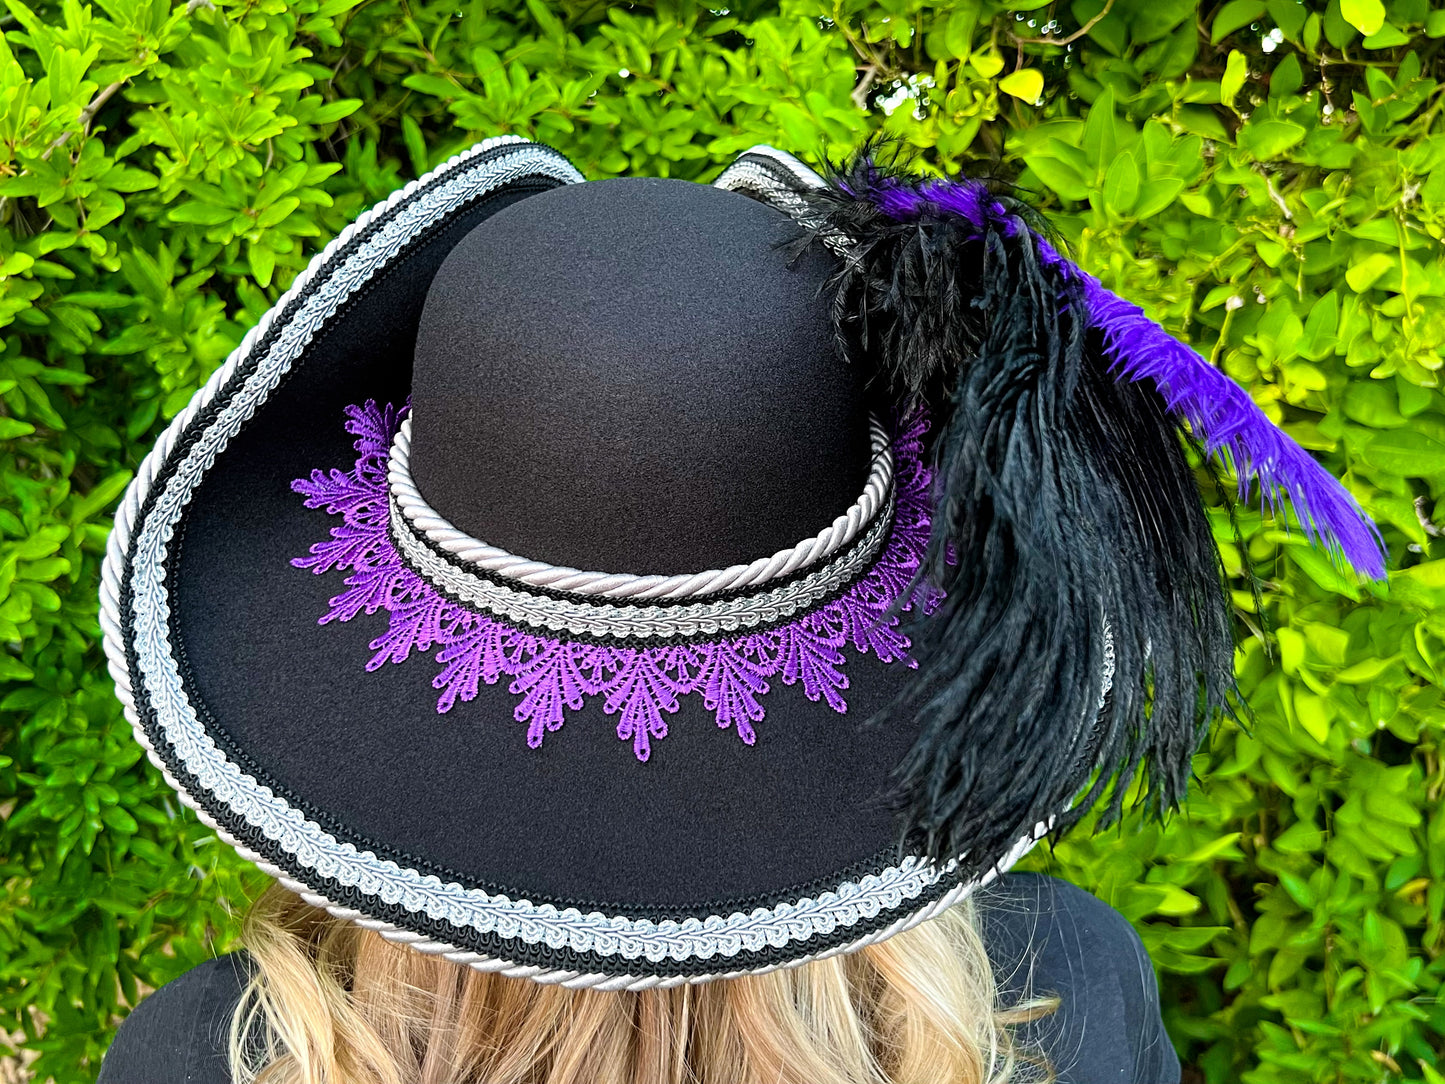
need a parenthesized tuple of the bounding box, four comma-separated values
(194, 794, 968, 979)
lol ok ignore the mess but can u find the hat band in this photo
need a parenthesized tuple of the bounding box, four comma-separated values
(293, 402, 936, 759)
(384, 415, 898, 643)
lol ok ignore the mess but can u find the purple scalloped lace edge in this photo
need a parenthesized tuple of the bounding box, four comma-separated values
(290, 402, 935, 761)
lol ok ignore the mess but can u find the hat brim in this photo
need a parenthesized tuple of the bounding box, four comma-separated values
(102, 138, 1046, 988)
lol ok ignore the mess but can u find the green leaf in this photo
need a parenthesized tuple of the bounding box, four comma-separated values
(167, 203, 233, 226)
(401, 72, 459, 99)
(1361, 23, 1410, 48)
(1397, 560, 1445, 588)
(1102, 152, 1139, 214)
(1339, 0, 1385, 35)
(1358, 431, 1445, 481)
(1266, 0, 1308, 39)
(525, 0, 565, 38)
(1277, 868, 1318, 906)
(1237, 119, 1307, 159)
(1212, 0, 1266, 42)
(1277, 626, 1306, 672)
(1174, 105, 1231, 141)
(1269, 53, 1302, 98)
(1293, 692, 1331, 744)
(970, 52, 1004, 79)
(401, 113, 428, 177)
(1342, 382, 1404, 427)
(247, 242, 276, 288)
(1285, 544, 1362, 599)
(0, 654, 35, 680)
(1081, 87, 1119, 174)
(1134, 177, 1185, 219)
(1324, 0, 1359, 46)
(1222, 50, 1248, 109)
(69, 470, 132, 522)
(1334, 655, 1399, 683)
(998, 68, 1043, 103)
(1345, 252, 1395, 292)
(937, 6, 977, 61)
(1275, 820, 1326, 853)
(1023, 154, 1090, 201)
(1300, 291, 1339, 360)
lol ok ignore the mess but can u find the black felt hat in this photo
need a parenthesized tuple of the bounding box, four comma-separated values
(102, 137, 1383, 988)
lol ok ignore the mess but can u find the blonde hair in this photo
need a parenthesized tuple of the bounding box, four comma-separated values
(230, 881, 1055, 1084)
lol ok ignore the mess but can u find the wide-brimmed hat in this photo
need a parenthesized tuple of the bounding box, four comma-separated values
(101, 136, 1383, 989)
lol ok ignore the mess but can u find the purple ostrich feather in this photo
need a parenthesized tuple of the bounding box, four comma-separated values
(292, 402, 934, 761)
(855, 173, 1386, 580)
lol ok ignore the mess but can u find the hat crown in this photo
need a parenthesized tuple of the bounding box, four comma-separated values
(407, 176, 870, 575)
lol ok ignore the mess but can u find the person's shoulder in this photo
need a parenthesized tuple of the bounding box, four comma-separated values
(978, 870, 1151, 961)
(976, 871, 1181, 1084)
(98, 953, 253, 1084)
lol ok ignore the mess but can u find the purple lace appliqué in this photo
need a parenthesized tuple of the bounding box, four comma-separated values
(291, 402, 934, 760)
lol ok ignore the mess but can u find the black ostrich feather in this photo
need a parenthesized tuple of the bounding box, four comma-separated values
(793, 149, 1243, 875)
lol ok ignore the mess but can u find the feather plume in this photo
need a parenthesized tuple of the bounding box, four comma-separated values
(854, 168, 1386, 580)
(789, 150, 1346, 874)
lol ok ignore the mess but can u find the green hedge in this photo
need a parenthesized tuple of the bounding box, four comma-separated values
(1, 0, 1442, 1080)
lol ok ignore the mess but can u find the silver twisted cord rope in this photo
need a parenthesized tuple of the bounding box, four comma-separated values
(387, 415, 894, 600)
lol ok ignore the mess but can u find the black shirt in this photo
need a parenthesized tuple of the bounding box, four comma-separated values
(98, 872, 1180, 1083)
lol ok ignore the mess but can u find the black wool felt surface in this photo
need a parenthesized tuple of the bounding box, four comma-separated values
(794, 156, 1239, 876)
(409, 176, 869, 573)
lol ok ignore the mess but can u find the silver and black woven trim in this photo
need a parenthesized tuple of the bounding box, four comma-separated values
(713, 145, 829, 218)
(388, 415, 895, 600)
(385, 417, 898, 643)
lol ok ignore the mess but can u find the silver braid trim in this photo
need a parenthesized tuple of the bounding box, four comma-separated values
(713, 145, 827, 220)
(179, 785, 1050, 989)
(389, 416, 893, 600)
(713, 145, 861, 270)
(100, 137, 1055, 988)
(389, 484, 895, 639)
